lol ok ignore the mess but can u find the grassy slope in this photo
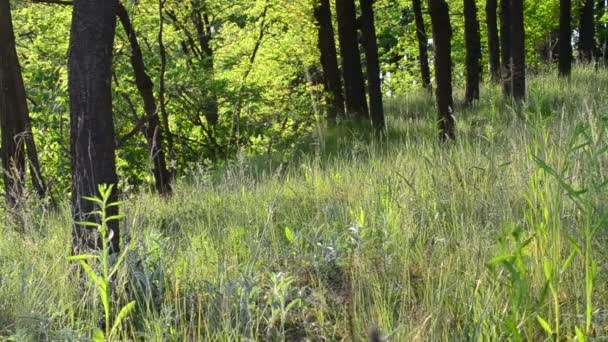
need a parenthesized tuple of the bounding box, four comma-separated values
(1, 68, 608, 341)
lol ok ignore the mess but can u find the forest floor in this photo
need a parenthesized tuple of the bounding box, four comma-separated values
(1, 68, 608, 341)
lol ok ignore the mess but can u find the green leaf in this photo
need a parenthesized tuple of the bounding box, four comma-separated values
(92, 328, 105, 342)
(284, 226, 294, 244)
(76, 221, 100, 228)
(82, 196, 104, 205)
(109, 301, 136, 338)
(536, 315, 553, 335)
(109, 248, 130, 278)
(543, 259, 552, 281)
(105, 214, 126, 222)
(575, 327, 586, 342)
(487, 254, 513, 266)
(78, 260, 100, 286)
(66, 254, 99, 261)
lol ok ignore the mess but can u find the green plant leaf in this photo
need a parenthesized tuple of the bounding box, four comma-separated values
(76, 221, 100, 228)
(106, 214, 126, 222)
(543, 259, 552, 281)
(109, 247, 130, 279)
(66, 254, 99, 261)
(284, 226, 294, 244)
(83, 196, 104, 205)
(109, 301, 136, 338)
(575, 327, 586, 342)
(536, 315, 553, 335)
(78, 260, 100, 286)
(92, 328, 105, 342)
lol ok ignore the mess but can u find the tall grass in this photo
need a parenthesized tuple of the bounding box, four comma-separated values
(1, 67, 607, 340)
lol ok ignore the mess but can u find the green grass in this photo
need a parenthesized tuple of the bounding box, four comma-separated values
(2, 67, 608, 341)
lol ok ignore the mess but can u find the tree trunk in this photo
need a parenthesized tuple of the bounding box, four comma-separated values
(597, 0, 606, 61)
(579, 0, 596, 62)
(486, 0, 501, 82)
(510, 0, 526, 99)
(335, 0, 369, 119)
(559, 0, 573, 76)
(413, 0, 432, 89)
(117, 4, 172, 196)
(314, 0, 346, 125)
(0, 0, 46, 208)
(464, 0, 482, 105)
(499, 0, 512, 95)
(69, 0, 119, 253)
(360, 0, 384, 130)
(428, 0, 455, 142)
(191, 0, 219, 127)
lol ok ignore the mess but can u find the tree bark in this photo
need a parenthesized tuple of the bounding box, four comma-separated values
(486, 0, 501, 82)
(510, 0, 526, 99)
(597, 0, 606, 60)
(335, 0, 369, 119)
(428, 0, 455, 142)
(559, 0, 573, 76)
(360, 0, 384, 130)
(117, 3, 172, 195)
(191, 0, 219, 127)
(464, 0, 481, 105)
(158, 0, 175, 177)
(499, 0, 512, 95)
(413, 0, 431, 89)
(314, 0, 346, 125)
(69, 0, 120, 252)
(579, 0, 596, 62)
(0, 0, 46, 208)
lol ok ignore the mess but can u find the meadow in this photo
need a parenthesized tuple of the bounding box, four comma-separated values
(1, 68, 607, 341)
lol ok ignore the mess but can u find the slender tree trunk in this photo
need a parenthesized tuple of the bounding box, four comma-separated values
(464, 0, 481, 105)
(69, 0, 119, 253)
(486, 0, 501, 82)
(413, 0, 431, 89)
(0, 0, 46, 208)
(597, 0, 606, 61)
(117, 3, 172, 195)
(579, 0, 596, 62)
(158, 0, 175, 177)
(559, 0, 573, 76)
(314, 0, 345, 125)
(335, 0, 369, 119)
(360, 0, 384, 130)
(510, 0, 526, 99)
(428, 0, 455, 142)
(191, 0, 219, 126)
(499, 0, 512, 95)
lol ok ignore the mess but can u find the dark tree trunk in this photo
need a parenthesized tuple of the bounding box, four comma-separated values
(499, 0, 512, 95)
(314, 0, 346, 125)
(335, 0, 369, 119)
(428, 0, 455, 142)
(510, 0, 526, 99)
(597, 0, 607, 60)
(191, 0, 219, 126)
(69, 0, 119, 253)
(486, 0, 501, 82)
(413, 0, 432, 89)
(158, 0, 175, 177)
(0, 0, 46, 208)
(360, 0, 385, 130)
(117, 4, 172, 195)
(464, 0, 482, 105)
(579, 0, 596, 62)
(559, 0, 573, 76)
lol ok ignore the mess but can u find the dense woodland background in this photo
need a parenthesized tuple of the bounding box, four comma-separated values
(1, 0, 608, 340)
